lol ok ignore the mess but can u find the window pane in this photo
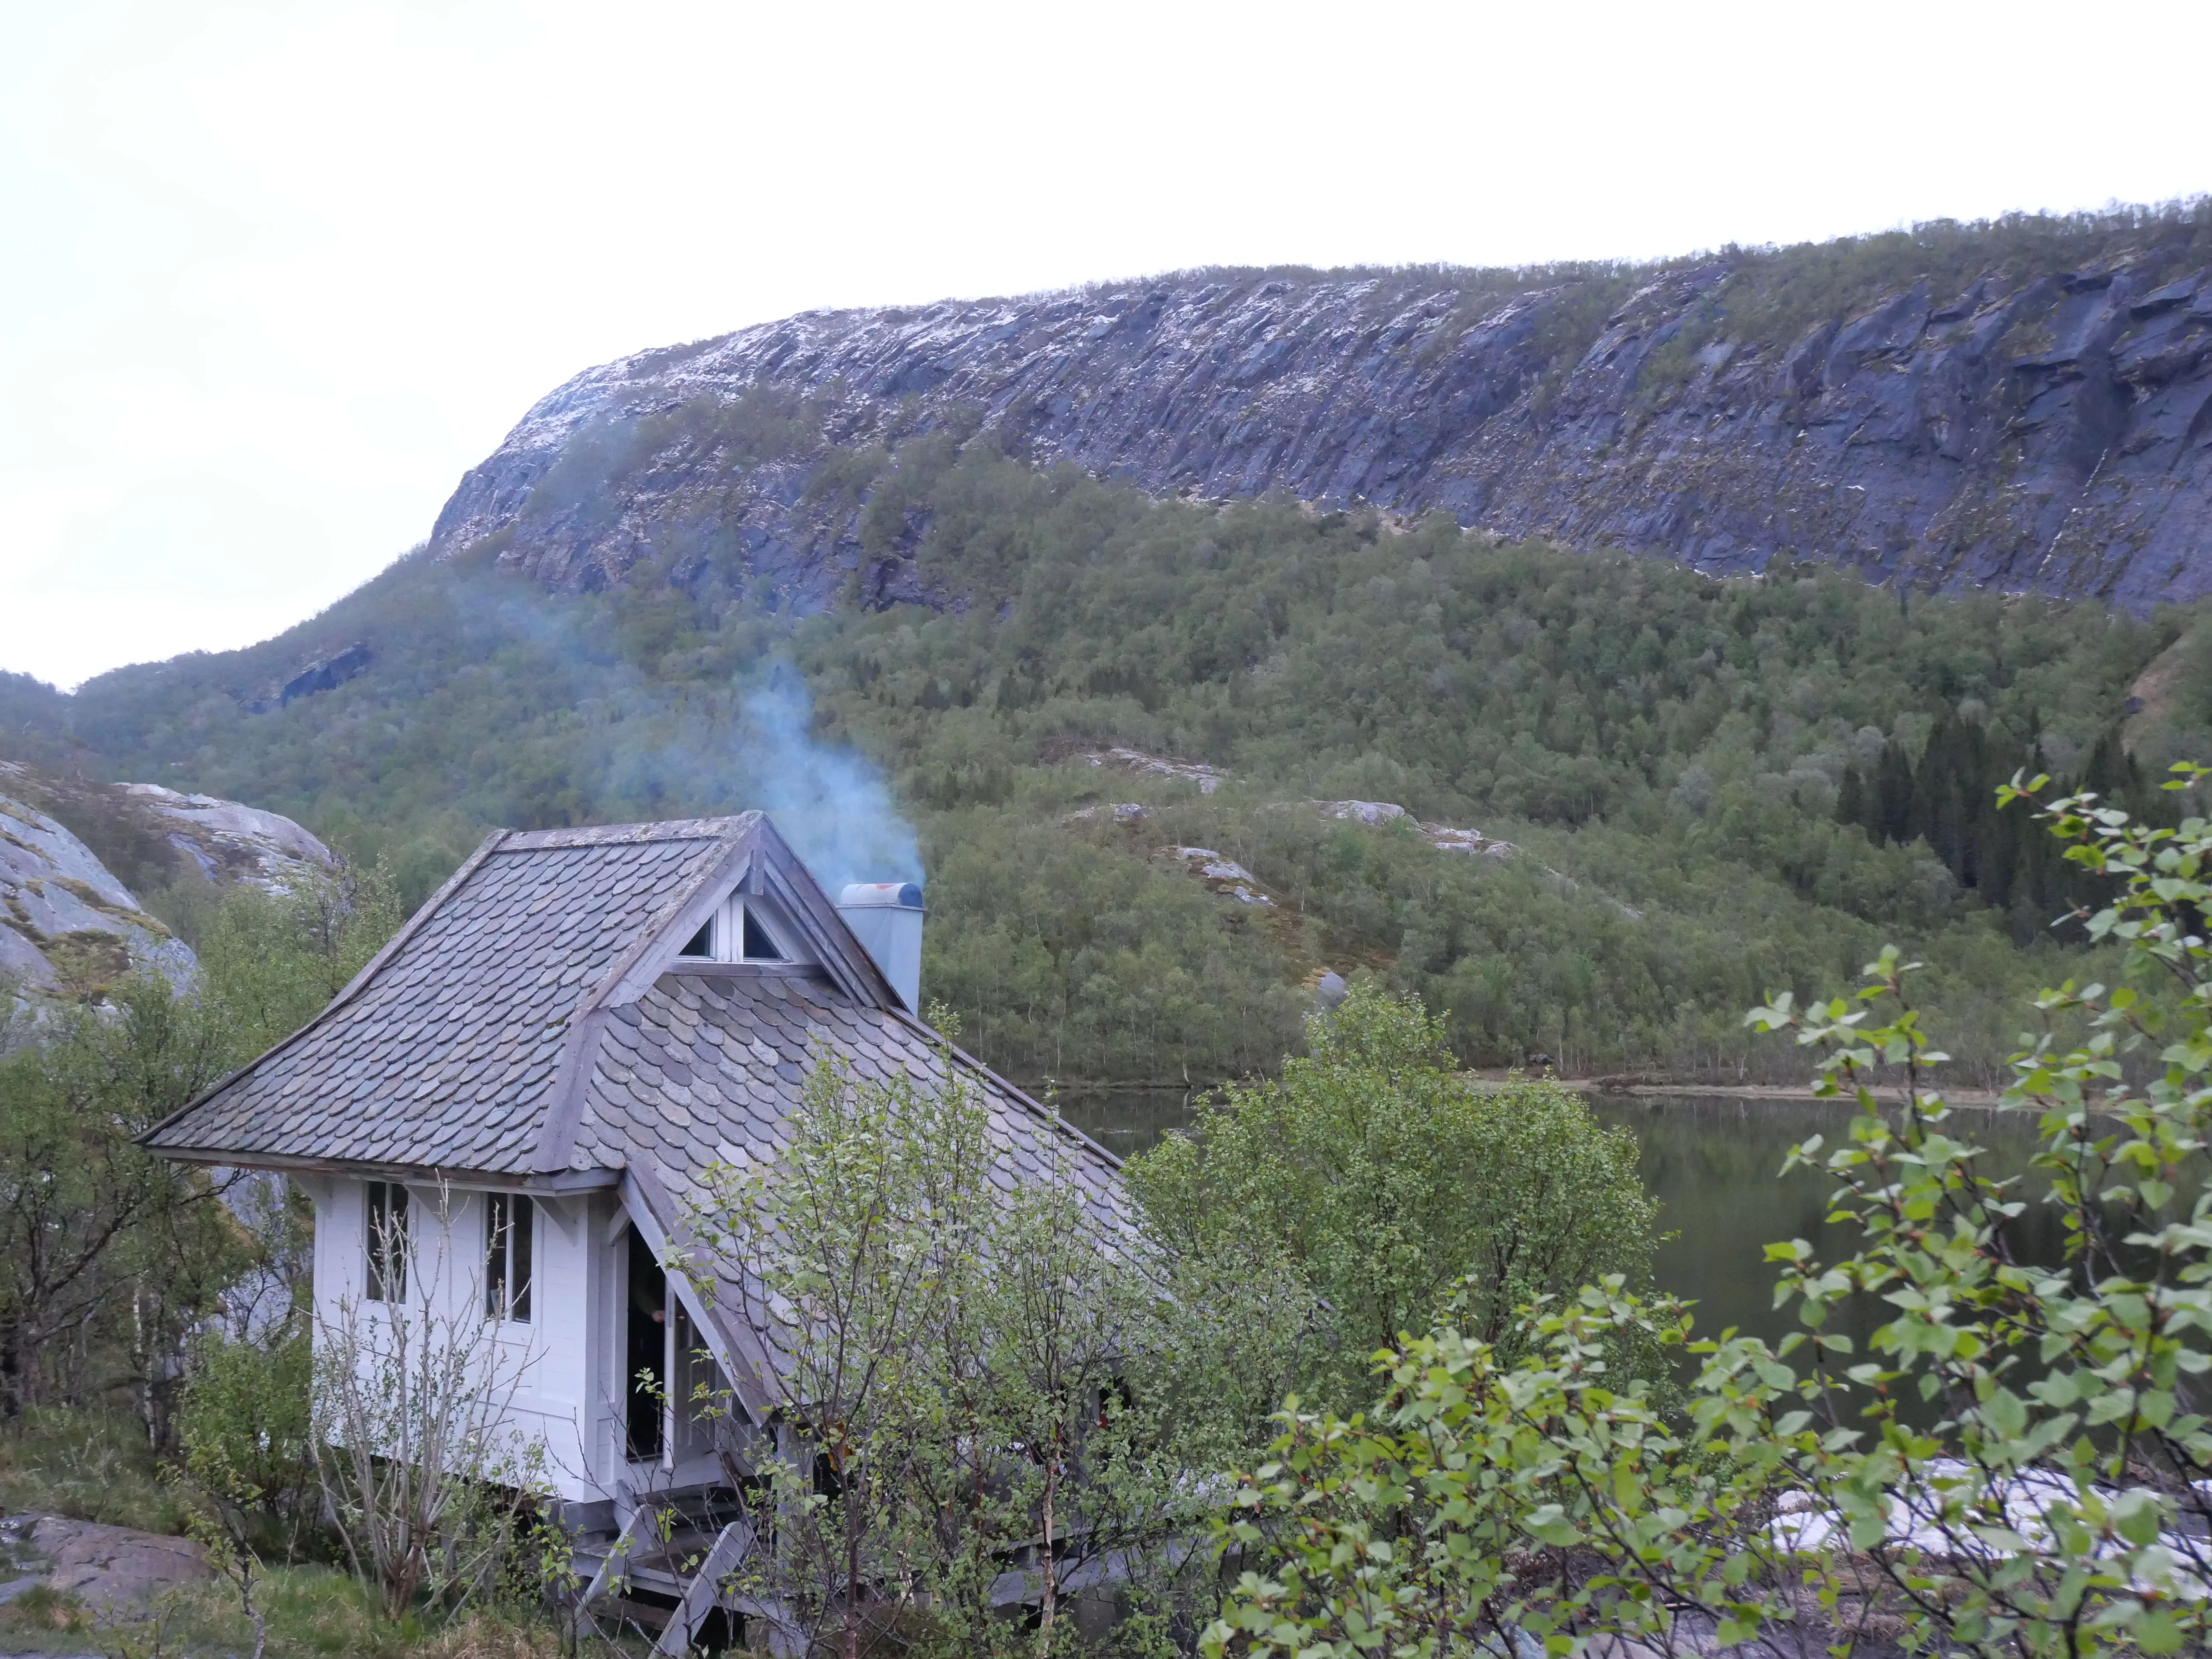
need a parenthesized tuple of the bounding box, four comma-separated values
(367, 1181, 408, 1302)
(486, 1192, 509, 1319)
(741, 907, 783, 961)
(367, 1183, 385, 1301)
(679, 920, 713, 958)
(512, 1196, 533, 1324)
(626, 1229, 667, 1461)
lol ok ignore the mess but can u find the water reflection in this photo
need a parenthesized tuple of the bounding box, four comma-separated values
(1051, 1088, 1196, 1157)
(1585, 1092, 2056, 1357)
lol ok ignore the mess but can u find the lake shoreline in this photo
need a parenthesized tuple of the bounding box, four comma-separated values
(1578, 1079, 2011, 1109)
(1050, 1075, 2031, 1130)
(1451, 1069, 2013, 1109)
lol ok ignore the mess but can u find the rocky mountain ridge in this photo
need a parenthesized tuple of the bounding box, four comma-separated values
(429, 210, 2212, 613)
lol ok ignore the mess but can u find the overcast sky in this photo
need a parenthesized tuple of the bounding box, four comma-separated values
(3, 0, 2208, 690)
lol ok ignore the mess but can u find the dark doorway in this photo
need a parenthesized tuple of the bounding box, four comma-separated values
(693, 1607, 742, 1653)
(626, 1228, 667, 1461)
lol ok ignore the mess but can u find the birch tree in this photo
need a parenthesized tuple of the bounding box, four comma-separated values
(684, 1046, 995, 1659)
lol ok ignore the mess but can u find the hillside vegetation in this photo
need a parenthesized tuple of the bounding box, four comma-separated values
(9, 437, 2212, 1086)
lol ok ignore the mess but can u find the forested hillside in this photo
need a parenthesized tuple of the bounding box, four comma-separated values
(9, 433, 2209, 1087)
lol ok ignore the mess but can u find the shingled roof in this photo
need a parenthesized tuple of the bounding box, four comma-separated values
(586, 966, 1126, 1261)
(143, 815, 1122, 1215)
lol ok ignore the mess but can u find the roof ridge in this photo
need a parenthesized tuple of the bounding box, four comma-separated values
(503, 813, 760, 850)
(530, 824, 769, 1175)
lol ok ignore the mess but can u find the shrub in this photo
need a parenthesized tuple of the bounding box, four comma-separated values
(1129, 986, 1659, 1409)
(180, 1320, 317, 1559)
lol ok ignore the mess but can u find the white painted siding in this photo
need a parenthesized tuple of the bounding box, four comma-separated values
(297, 1178, 747, 1512)
(585, 1192, 626, 1498)
(303, 1176, 609, 1505)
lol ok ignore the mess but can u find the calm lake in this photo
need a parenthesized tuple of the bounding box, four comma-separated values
(1054, 1087, 2065, 1356)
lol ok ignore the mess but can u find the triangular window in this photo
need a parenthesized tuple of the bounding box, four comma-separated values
(742, 907, 784, 961)
(672, 893, 806, 966)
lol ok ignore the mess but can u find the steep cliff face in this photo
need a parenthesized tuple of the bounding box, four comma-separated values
(429, 215, 2212, 613)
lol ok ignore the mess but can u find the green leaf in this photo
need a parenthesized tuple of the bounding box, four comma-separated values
(2113, 1488, 2166, 1547)
(1980, 1387, 2028, 1438)
(2135, 1608, 2185, 1653)
(1525, 1505, 1580, 1548)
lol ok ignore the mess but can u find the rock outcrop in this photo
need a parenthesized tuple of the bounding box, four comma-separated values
(426, 223, 2212, 612)
(0, 768, 194, 1000)
(22, 1517, 210, 1610)
(0, 763, 335, 1002)
(244, 640, 374, 712)
(120, 783, 338, 891)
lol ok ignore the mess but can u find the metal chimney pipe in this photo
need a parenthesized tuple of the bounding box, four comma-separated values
(836, 882, 924, 1013)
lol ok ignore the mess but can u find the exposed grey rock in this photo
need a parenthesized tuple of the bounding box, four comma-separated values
(1173, 847, 1273, 906)
(247, 640, 374, 711)
(1314, 970, 1349, 1008)
(1175, 847, 1255, 883)
(1320, 799, 1407, 826)
(290, 640, 371, 702)
(1314, 799, 1518, 857)
(1078, 748, 1225, 794)
(27, 1517, 209, 1609)
(1065, 802, 1150, 823)
(119, 783, 338, 892)
(425, 253, 2212, 613)
(0, 767, 195, 999)
(0, 764, 332, 1004)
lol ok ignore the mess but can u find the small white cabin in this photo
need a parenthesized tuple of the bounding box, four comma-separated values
(146, 813, 1129, 1640)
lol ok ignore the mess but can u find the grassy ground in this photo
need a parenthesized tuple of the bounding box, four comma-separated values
(0, 1409, 192, 1537)
(0, 1567, 567, 1659)
(0, 1412, 581, 1659)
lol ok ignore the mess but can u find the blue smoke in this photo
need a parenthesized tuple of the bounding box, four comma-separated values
(739, 675, 922, 893)
(450, 579, 922, 891)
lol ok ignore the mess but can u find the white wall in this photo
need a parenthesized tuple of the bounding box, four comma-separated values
(300, 1176, 742, 1515)
(303, 1176, 606, 1506)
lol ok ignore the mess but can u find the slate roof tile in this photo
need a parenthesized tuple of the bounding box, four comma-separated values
(147, 820, 751, 1173)
(570, 972, 1134, 1250)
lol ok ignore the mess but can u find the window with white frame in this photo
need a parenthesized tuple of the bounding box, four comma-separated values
(366, 1179, 409, 1302)
(675, 894, 789, 964)
(485, 1192, 534, 1323)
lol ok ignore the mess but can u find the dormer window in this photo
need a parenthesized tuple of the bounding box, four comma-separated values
(742, 907, 783, 961)
(676, 894, 792, 964)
